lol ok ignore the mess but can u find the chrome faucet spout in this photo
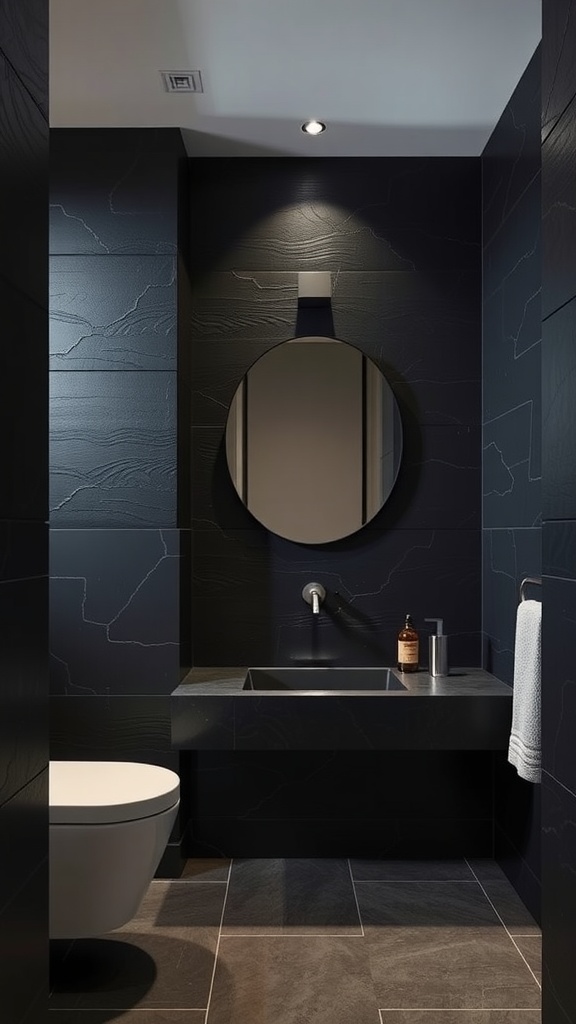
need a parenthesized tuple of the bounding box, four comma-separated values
(302, 582, 326, 615)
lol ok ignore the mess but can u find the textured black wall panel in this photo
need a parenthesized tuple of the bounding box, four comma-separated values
(542, 0, 576, 142)
(481, 48, 542, 920)
(49, 371, 177, 527)
(542, 297, 576, 519)
(49, 128, 182, 256)
(50, 528, 180, 695)
(0, 280, 47, 521)
(49, 255, 177, 371)
(542, 95, 576, 317)
(0, 50, 47, 307)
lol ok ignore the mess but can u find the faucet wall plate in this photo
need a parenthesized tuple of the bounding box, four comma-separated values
(302, 582, 326, 613)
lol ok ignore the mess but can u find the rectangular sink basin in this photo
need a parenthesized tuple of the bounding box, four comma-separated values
(243, 667, 407, 692)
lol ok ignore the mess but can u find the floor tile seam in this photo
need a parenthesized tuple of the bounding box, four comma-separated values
(352, 878, 483, 884)
(203, 856, 233, 1024)
(378, 1008, 542, 1013)
(347, 857, 366, 936)
(218, 931, 365, 938)
(464, 857, 542, 992)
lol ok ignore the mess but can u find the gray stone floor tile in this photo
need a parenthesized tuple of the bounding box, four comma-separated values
(513, 935, 542, 982)
(476, 880, 541, 936)
(49, 881, 224, 1010)
(467, 859, 511, 883)
(207, 935, 379, 1023)
(356, 881, 541, 1010)
(350, 858, 475, 881)
(180, 858, 231, 882)
(221, 858, 362, 934)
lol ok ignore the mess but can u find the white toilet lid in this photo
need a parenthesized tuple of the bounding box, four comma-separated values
(49, 761, 180, 825)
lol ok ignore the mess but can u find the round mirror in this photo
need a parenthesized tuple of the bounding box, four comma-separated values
(225, 337, 403, 544)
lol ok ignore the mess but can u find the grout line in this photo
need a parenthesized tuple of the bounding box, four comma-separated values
(347, 858, 365, 937)
(352, 878, 480, 884)
(48, 1010, 208, 1014)
(216, 931, 365, 938)
(203, 856, 233, 1024)
(378, 1009, 542, 1013)
(464, 858, 542, 991)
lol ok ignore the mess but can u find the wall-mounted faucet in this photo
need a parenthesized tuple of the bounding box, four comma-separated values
(302, 582, 326, 615)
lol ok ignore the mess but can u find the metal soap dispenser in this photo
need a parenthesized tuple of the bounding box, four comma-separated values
(424, 618, 449, 677)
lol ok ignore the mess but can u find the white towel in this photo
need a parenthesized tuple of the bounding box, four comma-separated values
(508, 599, 542, 783)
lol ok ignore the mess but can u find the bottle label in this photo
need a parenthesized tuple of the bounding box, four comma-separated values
(398, 640, 419, 663)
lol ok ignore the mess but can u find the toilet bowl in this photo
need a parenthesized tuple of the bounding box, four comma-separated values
(49, 760, 180, 939)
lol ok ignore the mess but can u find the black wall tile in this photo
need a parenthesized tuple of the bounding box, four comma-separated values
(0, 279, 47, 521)
(0, 0, 48, 117)
(482, 398, 541, 529)
(50, 529, 180, 695)
(0, 849, 47, 1022)
(483, 173, 541, 320)
(0, 770, 47, 916)
(49, 371, 177, 527)
(542, 0, 576, 141)
(541, 528, 576, 793)
(542, 297, 576, 519)
(188, 270, 481, 431)
(0, 525, 47, 807)
(50, 255, 177, 371)
(0, 0, 48, 1014)
(191, 527, 480, 668)
(482, 527, 541, 683)
(482, 286, 541, 424)
(542, 4, 576, 1015)
(542, 95, 576, 317)
(482, 50, 542, 916)
(49, 695, 177, 769)
(542, 770, 576, 1023)
(50, 128, 184, 256)
(0, 50, 47, 307)
(483, 46, 541, 247)
(189, 158, 480, 273)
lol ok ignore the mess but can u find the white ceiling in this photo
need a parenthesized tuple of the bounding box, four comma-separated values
(49, 0, 541, 157)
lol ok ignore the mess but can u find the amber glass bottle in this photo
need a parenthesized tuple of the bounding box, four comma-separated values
(397, 614, 419, 673)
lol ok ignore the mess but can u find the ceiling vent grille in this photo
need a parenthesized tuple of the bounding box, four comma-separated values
(160, 70, 203, 93)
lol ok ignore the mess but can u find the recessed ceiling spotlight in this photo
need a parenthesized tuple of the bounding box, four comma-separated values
(301, 120, 326, 136)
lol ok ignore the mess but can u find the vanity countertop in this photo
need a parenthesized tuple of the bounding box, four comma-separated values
(171, 666, 513, 751)
(174, 665, 512, 697)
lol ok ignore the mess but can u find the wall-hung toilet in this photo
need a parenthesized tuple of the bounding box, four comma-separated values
(49, 760, 180, 939)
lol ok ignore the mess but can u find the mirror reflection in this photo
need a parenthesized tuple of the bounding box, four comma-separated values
(225, 337, 403, 544)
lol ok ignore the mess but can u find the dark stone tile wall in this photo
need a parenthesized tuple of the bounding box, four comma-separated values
(541, 3, 576, 1018)
(185, 157, 483, 855)
(481, 48, 542, 925)
(49, 129, 191, 865)
(188, 157, 482, 668)
(0, 0, 49, 1018)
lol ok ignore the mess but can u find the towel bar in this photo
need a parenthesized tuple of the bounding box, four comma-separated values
(519, 576, 542, 602)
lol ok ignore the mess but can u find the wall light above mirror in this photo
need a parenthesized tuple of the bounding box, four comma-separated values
(225, 337, 403, 544)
